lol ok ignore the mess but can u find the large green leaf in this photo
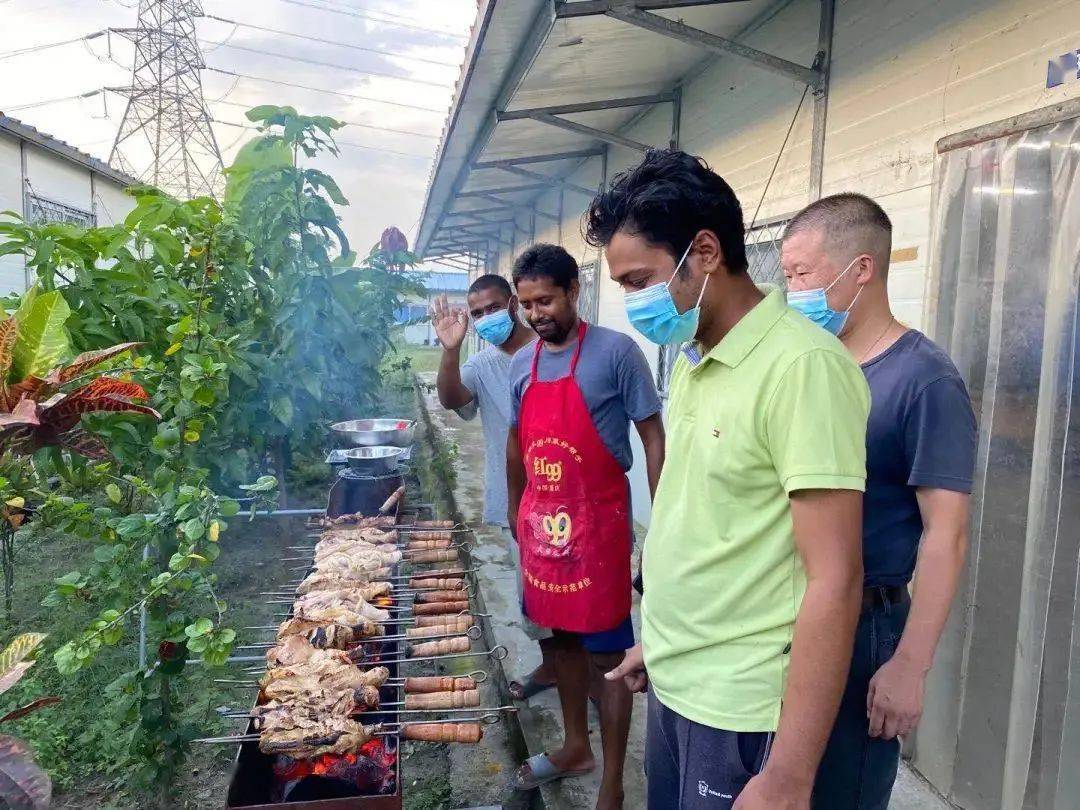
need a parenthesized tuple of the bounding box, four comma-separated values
(10, 289, 70, 384)
(0, 634, 46, 695)
(0, 734, 51, 809)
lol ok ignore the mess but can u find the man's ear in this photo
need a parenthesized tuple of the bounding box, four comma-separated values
(568, 278, 580, 304)
(694, 229, 725, 275)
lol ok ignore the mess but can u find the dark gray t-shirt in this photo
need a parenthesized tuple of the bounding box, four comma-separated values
(509, 323, 661, 471)
(862, 329, 977, 586)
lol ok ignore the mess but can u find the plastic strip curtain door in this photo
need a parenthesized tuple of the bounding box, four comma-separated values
(918, 115, 1080, 810)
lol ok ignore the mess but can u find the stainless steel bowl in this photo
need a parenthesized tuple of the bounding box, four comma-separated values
(341, 446, 405, 474)
(331, 418, 417, 448)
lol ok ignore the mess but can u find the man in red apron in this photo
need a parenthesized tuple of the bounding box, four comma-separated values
(505, 244, 665, 809)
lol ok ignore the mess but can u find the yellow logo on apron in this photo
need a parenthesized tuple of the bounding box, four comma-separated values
(534, 457, 563, 483)
(541, 509, 572, 548)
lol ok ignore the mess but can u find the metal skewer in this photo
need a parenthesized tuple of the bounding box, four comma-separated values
(218, 704, 514, 720)
(286, 568, 477, 584)
(236, 625, 482, 650)
(192, 713, 503, 744)
(370, 645, 508, 667)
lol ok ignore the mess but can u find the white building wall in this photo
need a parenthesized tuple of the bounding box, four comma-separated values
(493, 0, 1080, 528)
(0, 131, 134, 296)
(0, 134, 25, 295)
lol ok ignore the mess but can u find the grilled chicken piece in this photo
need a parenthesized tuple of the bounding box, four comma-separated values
(295, 587, 391, 613)
(251, 686, 381, 727)
(259, 721, 381, 757)
(293, 603, 389, 625)
(315, 546, 401, 565)
(295, 574, 392, 598)
(265, 635, 370, 666)
(261, 658, 389, 693)
(317, 547, 402, 565)
(314, 554, 400, 580)
(294, 594, 389, 623)
(315, 514, 396, 528)
(318, 527, 400, 545)
(276, 615, 384, 642)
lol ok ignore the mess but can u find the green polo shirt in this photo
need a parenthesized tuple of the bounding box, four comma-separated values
(641, 286, 869, 732)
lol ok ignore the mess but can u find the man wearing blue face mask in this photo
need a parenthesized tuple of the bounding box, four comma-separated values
(431, 276, 557, 695)
(782, 194, 976, 810)
(594, 149, 870, 810)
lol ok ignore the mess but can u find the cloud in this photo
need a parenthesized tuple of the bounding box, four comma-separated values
(0, 0, 473, 249)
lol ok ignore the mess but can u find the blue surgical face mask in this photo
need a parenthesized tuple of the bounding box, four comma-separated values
(624, 242, 708, 346)
(474, 307, 514, 345)
(786, 257, 863, 336)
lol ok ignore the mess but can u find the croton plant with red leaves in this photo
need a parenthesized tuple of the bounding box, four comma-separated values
(0, 293, 160, 459)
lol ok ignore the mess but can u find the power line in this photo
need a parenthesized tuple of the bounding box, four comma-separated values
(200, 40, 454, 89)
(275, 0, 467, 39)
(4, 89, 103, 112)
(0, 30, 106, 61)
(205, 67, 447, 114)
(211, 98, 439, 139)
(201, 14, 459, 68)
(208, 118, 432, 160)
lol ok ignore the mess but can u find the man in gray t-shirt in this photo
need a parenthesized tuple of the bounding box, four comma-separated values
(433, 275, 535, 526)
(431, 274, 554, 650)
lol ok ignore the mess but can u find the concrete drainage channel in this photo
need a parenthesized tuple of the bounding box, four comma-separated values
(412, 378, 545, 810)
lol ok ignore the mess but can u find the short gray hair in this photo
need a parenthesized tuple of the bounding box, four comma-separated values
(784, 193, 892, 268)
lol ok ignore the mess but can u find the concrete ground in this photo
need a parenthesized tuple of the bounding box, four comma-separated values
(420, 374, 951, 810)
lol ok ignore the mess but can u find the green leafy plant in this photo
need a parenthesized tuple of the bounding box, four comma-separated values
(0, 633, 58, 810)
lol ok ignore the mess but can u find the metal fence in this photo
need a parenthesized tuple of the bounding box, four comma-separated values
(25, 192, 96, 228)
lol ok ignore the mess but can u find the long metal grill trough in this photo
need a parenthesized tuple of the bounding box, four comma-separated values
(211, 441, 510, 808)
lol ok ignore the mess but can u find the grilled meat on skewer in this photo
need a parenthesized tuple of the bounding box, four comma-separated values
(314, 552, 402, 579)
(291, 604, 388, 626)
(315, 514, 397, 529)
(402, 676, 478, 693)
(259, 717, 382, 757)
(294, 570, 391, 594)
(315, 546, 399, 565)
(293, 591, 390, 622)
(294, 577, 392, 599)
(379, 485, 406, 514)
(318, 527, 400, 545)
(276, 615, 384, 643)
(260, 657, 389, 692)
(409, 577, 466, 590)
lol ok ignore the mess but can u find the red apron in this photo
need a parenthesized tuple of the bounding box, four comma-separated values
(516, 322, 631, 633)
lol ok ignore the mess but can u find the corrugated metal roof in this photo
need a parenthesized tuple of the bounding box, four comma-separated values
(0, 113, 139, 189)
(418, 270, 471, 292)
(415, 0, 788, 257)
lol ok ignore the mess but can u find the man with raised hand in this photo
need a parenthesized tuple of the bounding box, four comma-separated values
(596, 149, 869, 810)
(781, 193, 976, 810)
(430, 275, 557, 695)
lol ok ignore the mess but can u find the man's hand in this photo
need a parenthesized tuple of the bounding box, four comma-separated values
(867, 653, 926, 739)
(431, 294, 468, 350)
(733, 770, 810, 810)
(604, 642, 648, 692)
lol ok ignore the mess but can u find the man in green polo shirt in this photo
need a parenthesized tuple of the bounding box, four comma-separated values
(591, 149, 868, 809)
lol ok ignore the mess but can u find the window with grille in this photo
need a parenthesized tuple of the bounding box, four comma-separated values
(579, 260, 600, 323)
(656, 216, 792, 395)
(25, 193, 96, 228)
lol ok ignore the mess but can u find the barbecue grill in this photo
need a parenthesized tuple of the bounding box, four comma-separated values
(217, 426, 504, 808)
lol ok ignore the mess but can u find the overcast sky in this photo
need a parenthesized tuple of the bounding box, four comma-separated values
(0, 0, 474, 256)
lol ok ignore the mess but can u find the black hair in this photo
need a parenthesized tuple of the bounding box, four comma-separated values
(467, 273, 513, 298)
(511, 243, 579, 291)
(584, 148, 748, 273)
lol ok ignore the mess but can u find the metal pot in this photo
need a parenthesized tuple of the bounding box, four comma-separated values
(332, 419, 417, 448)
(340, 446, 404, 474)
